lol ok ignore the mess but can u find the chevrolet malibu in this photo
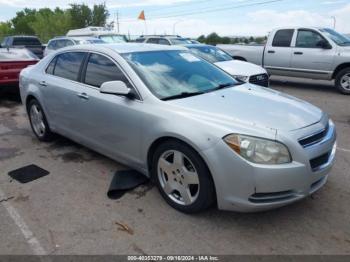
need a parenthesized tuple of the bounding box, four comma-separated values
(19, 44, 337, 213)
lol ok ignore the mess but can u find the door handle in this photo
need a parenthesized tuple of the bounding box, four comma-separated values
(39, 81, 47, 87)
(294, 52, 303, 55)
(77, 92, 89, 100)
(267, 50, 275, 54)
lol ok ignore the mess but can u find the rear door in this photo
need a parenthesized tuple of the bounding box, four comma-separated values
(290, 29, 336, 79)
(264, 29, 295, 74)
(42, 51, 87, 137)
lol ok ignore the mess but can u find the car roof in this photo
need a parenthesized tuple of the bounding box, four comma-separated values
(50, 36, 99, 41)
(62, 43, 187, 54)
(10, 35, 39, 39)
(183, 44, 210, 48)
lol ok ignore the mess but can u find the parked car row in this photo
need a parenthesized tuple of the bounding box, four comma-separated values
(19, 43, 336, 213)
(1, 31, 272, 90)
(218, 27, 350, 94)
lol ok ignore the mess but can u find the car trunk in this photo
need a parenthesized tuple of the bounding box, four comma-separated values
(0, 60, 37, 84)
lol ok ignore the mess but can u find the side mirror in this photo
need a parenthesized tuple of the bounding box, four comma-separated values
(100, 81, 135, 99)
(316, 40, 332, 49)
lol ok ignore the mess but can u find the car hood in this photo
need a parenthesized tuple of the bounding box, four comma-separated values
(214, 60, 266, 77)
(168, 84, 323, 132)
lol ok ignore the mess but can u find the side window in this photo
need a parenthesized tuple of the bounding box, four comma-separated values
(272, 29, 294, 47)
(46, 57, 57, 75)
(54, 52, 85, 81)
(158, 39, 170, 45)
(147, 38, 159, 44)
(296, 30, 325, 48)
(55, 40, 66, 49)
(84, 53, 130, 88)
(63, 40, 74, 47)
(47, 40, 57, 50)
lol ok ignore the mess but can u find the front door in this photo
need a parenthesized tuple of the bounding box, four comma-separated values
(76, 53, 143, 166)
(290, 29, 336, 79)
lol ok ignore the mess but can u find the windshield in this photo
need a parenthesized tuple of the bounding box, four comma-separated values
(170, 38, 193, 45)
(320, 28, 350, 46)
(99, 35, 127, 43)
(188, 46, 233, 63)
(122, 50, 237, 100)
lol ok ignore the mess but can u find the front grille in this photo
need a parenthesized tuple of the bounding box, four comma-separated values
(299, 123, 329, 148)
(249, 190, 295, 203)
(249, 73, 269, 87)
(310, 152, 330, 171)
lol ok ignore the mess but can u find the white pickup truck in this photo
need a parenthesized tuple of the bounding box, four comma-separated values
(218, 27, 350, 94)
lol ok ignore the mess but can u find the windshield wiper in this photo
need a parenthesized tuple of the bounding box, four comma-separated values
(161, 91, 205, 101)
(212, 82, 238, 91)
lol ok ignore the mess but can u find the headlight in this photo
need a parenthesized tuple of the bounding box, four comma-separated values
(232, 75, 249, 82)
(224, 134, 292, 164)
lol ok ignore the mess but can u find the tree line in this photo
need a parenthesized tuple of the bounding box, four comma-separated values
(0, 3, 109, 43)
(197, 32, 267, 45)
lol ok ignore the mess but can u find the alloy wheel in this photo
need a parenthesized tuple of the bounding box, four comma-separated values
(157, 150, 200, 206)
(30, 104, 46, 137)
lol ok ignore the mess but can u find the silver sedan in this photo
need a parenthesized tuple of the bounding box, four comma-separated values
(19, 44, 337, 213)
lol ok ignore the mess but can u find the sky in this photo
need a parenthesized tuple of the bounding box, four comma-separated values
(0, 0, 349, 37)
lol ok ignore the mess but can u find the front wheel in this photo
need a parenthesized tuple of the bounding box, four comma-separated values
(152, 140, 215, 213)
(335, 68, 350, 95)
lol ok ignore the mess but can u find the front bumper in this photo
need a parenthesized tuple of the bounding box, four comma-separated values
(202, 121, 336, 212)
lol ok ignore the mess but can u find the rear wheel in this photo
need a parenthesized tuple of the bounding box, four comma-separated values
(335, 68, 350, 95)
(152, 140, 215, 213)
(28, 99, 54, 141)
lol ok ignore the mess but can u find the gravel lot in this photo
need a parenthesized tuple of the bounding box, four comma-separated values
(0, 76, 349, 255)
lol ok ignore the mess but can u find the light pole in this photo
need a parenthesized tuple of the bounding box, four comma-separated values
(173, 20, 184, 35)
(331, 16, 336, 29)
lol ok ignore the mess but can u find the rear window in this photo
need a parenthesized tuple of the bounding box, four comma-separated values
(13, 37, 42, 46)
(272, 29, 294, 47)
(0, 49, 38, 61)
(54, 52, 85, 81)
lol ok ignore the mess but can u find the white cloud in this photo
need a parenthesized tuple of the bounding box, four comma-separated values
(118, 3, 350, 37)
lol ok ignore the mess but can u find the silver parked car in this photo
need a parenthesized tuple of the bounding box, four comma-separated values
(19, 44, 337, 213)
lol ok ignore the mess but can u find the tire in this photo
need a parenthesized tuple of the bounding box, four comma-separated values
(151, 140, 215, 213)
(335, 67, 350, 95)
(28, 99, 54, 142)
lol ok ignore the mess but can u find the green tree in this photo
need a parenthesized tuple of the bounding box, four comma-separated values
(0, 22, 14, 42)
(30, 8, 72, 42)
(69, 3, 92, 28)
(197, 35, 206, 43)
(205, 32, 221, 45)
(11, 8, 37, 35)
(92, 3, 109, 27)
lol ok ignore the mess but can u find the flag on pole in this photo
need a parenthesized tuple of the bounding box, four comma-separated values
(138, 10, 145, 20)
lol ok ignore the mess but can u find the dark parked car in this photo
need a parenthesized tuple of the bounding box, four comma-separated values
(1, 36, 44, 59)
(0, 48, 38, 88)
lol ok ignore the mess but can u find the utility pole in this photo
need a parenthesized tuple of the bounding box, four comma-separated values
(331, 16, 336, 29)
(116, 11, 120, 33)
